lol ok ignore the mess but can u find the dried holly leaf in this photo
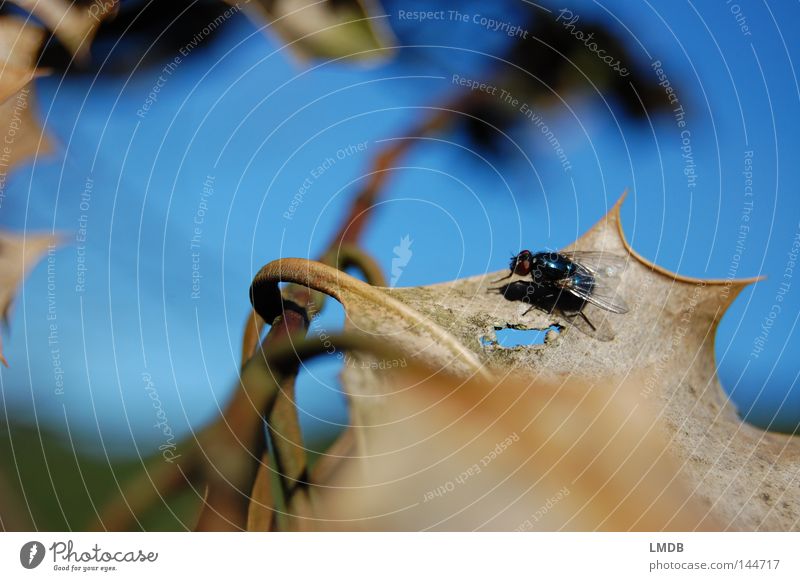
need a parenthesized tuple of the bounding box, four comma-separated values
(0, 231, 58, 366)
(250, 192, 799, 530)
(233, 0, 394, 62)
(381, 193, 798, 530)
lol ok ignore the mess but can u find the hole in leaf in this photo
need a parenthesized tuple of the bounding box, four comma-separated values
(481, 325, 561, 348)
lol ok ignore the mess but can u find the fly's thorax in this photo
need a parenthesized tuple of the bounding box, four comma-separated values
(531, 252, 576, 282)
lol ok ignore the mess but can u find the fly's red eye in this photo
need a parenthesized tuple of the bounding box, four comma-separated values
(508, 250, 534, 276)
(514, 257, 531, 275)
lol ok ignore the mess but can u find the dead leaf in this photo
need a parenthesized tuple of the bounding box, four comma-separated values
(250, 192, 800, 530)
(384, 192, 798, 530)
(234, 0, 395, 62)
(0, 230, 58, 366)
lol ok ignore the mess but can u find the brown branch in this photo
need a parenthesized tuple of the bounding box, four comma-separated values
(246, 450, 276, 531)
(196, 333, 400, 531)
(240, 246, 386, 531)
(321, 244, 388, 287)
(241, 310, 265, 368)
(194, 348, 283, 531)
(326, 109, 454, 248)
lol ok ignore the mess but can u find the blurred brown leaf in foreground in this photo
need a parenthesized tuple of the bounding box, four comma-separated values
(313, 368, 718, 531)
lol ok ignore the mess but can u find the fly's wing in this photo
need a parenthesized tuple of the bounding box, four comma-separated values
(566, 251, 628, 278)
(559, 261, 629, 314)
(570, 279, 629, 314)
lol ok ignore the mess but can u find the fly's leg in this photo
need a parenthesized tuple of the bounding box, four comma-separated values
(522, 287, 550, 316)
(490, 273, 513, 284)
(523, 300, 557, 317)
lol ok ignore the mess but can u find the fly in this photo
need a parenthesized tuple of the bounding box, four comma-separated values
(492, 250, 629, 339)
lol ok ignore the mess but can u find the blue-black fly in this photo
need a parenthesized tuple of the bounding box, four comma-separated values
(492, 250, 629, 339)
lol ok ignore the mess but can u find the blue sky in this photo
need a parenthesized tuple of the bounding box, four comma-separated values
(0, 0, 798, 459)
